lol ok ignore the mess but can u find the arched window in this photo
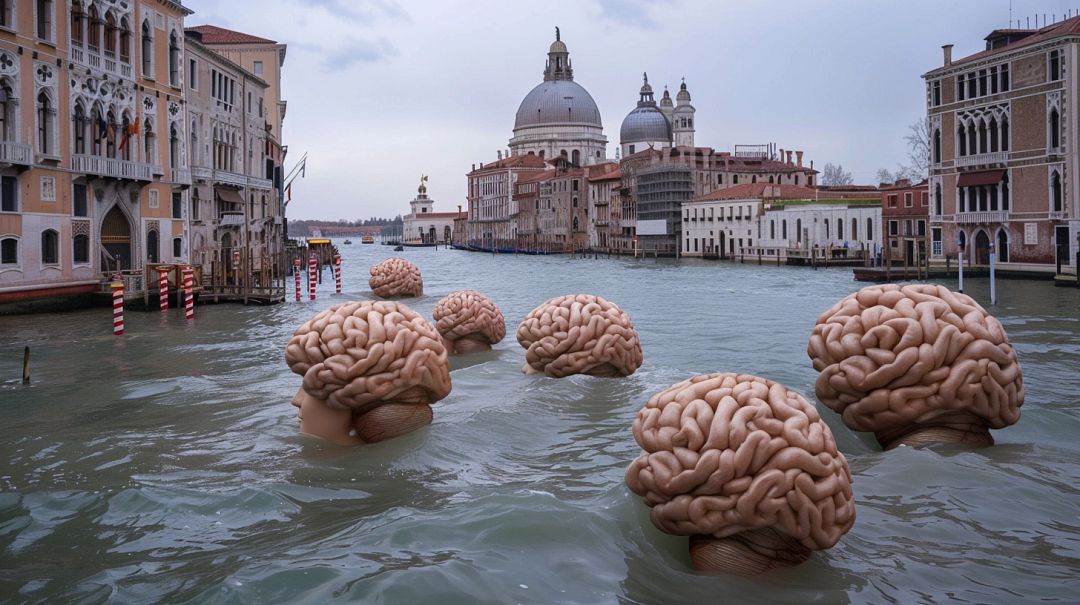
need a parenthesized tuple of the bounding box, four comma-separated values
(1050, 108, 1061, 149)
(169, 123, 179, 169)
(824, 220, 830, 239)
(104, 12, 117, 56)
(782, 220, 787, 240)
(0, 79, 16, 141)
(146, 229, 158, 262)
(172, 237, 182, 258)
(41, 229, 58, 264)
(119, 114, 131, 160)
(733, 175, 739, 184)
(852, 217, 858, 241)
(87, 5, 100, 50)
(1001, 174, 1010, 211)
(73, 234, 89, 264)
(105, 110, 116, 158)
(796, 218, 802, 243)
(958, 187, 966, 213)
(933, 128, 941, 163)
(989, 117, 999, 152)
(967, 119, 977, 155)
(90, 104, 103, 156)
(73, 103, 86, 154)
(169, 31, 180, 86)
(1052, 170, 1062, 212)
(958, 123, 967, 156)
(958, 230, 967, 251)
(190, 120, 198, 166)
(978, 118, 988, 153)
(571, 149, 580, 165)
(997, 228, 1009, 262)
(36, 91, 53, 155)
(794, 175, 799, 185)
(769, 220, 775, 239)
(71, 1, 84, 46)
(768, 175, 774, 184)
(935, 183, 942, 215)
(119, 17, 131, 63)
(837, 218, 844, 241)
(144, 119, 155, 164)
(572, 216, 579, 231)
(752, 175, 757, 183)
(0, 237, 17, 264)
(141, 20, 153, 77)
(1001, 116, 1009, 151)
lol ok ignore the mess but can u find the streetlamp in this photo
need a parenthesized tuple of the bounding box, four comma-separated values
(957, 234, 965, 293)
(988, 240, 996, 305)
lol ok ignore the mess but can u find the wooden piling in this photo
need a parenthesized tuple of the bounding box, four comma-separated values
(22, 346, 29, 384)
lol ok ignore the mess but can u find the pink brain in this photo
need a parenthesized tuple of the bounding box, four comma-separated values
(625, 373, 855, 551)
(433, 290, 506, 345)
(807, 284, 1023, 434)
(369, 257, 423, 298)
(284, 300, 451, 414)
(516, 294, 643, 377)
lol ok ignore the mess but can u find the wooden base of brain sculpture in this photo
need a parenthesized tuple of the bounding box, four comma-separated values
(433, 290, 506, 354)
(369, 258, 423, 298)
(517, 294, 643, 377)
(808, 284, 1023, 450)
(285, 300, 451, 445)
(625, 373, 855, 575)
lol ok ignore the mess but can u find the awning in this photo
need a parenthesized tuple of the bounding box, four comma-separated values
(957, 170, 1005, 187)
(215, 187, 244, 204)
(194, 186, 211, 200)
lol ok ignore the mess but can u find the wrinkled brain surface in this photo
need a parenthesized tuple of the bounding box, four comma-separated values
(369, 257, 423, 298)
(516, 294, 643, 377)
(807, 284, 1023, 433)
(625, 373, 854, 551)
(284, 300, 451, 413)
(433, 290, 506, 344)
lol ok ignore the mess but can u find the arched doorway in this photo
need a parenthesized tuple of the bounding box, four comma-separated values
(996, 228, 1009, 263)
(974, 229, 991, 265)
(428, 226, 436, 243)
(220, 232, 235, 285)
(444, 226, 451, 243)
(718, 232, 726, 259)
(146, 229, 158, 263)
(100, 205, 132, 272)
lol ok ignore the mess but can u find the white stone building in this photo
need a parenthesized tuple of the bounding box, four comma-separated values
(402, 178, 462, 244)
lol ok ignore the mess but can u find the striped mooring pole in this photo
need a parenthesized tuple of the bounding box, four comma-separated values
(111, 274, 124, 336)
(157, 267, 170, 312)
(183, 266, 195, 320)
(308, 253, 317, 301)
(333, 254, 342, 294)
(293, 258, 302, 302)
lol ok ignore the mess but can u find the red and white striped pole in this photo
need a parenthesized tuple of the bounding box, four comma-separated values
(157, 267, 169, 312)
(333, 254, 342, 294)
(308, 253, 317, 301)
(183, 266, 195, 320)
(111, 274, 124, 336)
(293, 258, 302, 302)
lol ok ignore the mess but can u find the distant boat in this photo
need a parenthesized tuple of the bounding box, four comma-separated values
(361, 236, 375, 244)
(343, 239, 353, 245)
(394, 245, 404, 251)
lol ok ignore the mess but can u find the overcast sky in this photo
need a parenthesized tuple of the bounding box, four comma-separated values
(184, 0, 1076, 221)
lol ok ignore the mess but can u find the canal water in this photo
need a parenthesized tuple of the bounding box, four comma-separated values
(1, 243, 1078, 604)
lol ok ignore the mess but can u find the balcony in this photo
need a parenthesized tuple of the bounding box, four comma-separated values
(71, 154, 153, 181)
(219, 212, 244, 227)
(70, 45, 134, 80)
(0, 141, 32, 166)
(930, 215, 944, 224)
(1049, 210, 1067, 221)
(248, 176, 273, 190)
(956, 151, 1007, 168)
(955, 211, 1008, 224)
(173, 168, 191, 186)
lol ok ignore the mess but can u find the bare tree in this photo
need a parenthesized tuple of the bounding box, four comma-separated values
(821, 163, 853, 186)
(876, 168, 895, 185)
(904, 118, 930, 181)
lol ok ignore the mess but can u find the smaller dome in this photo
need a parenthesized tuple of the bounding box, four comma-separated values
(549, 39, 568, 53)
(660, 87, 673, 108)
(621, 106, 672, 144)
(677, 81, 691, 103)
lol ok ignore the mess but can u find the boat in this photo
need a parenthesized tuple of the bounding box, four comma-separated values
(361, 236, 375, 244)
(393, 245, 404, 251)
(343, 239, 353, 245)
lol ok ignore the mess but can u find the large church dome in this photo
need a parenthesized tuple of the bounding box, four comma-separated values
(514, 80, 602, 129)
(620, 106, 671, 143)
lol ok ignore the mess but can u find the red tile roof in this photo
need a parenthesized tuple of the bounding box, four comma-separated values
(930, 16, 1080, 71)
(186, 25, 277, 45)
(468, 154, 547, 174)
(517, 169, 557, 184)
(690, 183, 822, 202)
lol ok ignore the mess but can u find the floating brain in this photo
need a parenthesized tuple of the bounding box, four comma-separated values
(807, 283, 1023, 449)
(433, 290, 506, 354)
(369, 257, 423, 298)
(516, 294, 643, 377)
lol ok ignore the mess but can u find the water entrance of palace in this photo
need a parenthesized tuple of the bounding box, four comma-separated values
(99, 204, 132, 271)
(2, 244, 1078, 603)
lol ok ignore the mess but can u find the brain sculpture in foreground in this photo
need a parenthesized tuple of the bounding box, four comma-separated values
(516, 294, 643, 377)
(625, 373, 855, 575)
(433, 290, 506, 354)
(808, 284, 1024, 450)
(285, 300, 451, 444)
(369, 257, 423, 298)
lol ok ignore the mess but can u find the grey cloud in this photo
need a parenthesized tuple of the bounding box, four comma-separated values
(298, 0, 410, 23)
(595, 0, 669, 29)
(319, 37, 399, 71)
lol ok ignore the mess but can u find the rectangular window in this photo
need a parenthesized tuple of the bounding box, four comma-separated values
(917, 220, 926, 237)
(73, 183, 87, 216)
(172, 237, 182, 257)
(990, 66, 998, 94)
(967, 74, 976, 98)
(1050, 49, 1062, 81)
(904, 192, 913, 207)
(1001, 64, 1010, 91)
(37, 0, 53, 41)
(978, 69, 987, 96)
(921, 192, 928, 206)
(932, 81, 941, 106)
(0, 237, 15, 263)
(889, 220, 898, 236)
(888, 194, 897, 208)
(1, 175, 16, 211)
(171, 192, 181, 218)
(189, 59, 198, 89)
(73, 234, 89, 263)
(253, 60, 263, 75)
(957, 75, 965, 101)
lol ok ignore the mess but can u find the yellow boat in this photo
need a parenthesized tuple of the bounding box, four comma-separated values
(361, 236, 375, 244)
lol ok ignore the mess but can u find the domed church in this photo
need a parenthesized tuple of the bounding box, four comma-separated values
(619, 75, 696, 157)
(508, 29, 608, 166)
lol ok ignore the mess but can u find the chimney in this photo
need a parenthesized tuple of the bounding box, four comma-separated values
(471, 163, 475, 171)
(786, 150, 793, 166)
(942, 44, 953, 66)
(497, 150, 503, 160)
(779, 148, 785, 163)
(796, 150, 803, 168)
(457, 204, 462, 213)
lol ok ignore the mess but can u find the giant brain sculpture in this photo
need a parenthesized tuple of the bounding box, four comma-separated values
(369, 257, 423, 298)
(433, 290, 506, 354)
(808, 284, 1023, 449)
(625, 373, 855, 575)
(516, 294, 643, 377)
(284, 300, 451, 443)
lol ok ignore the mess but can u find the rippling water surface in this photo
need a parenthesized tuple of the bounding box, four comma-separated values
(1, 244, 1079, 604)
